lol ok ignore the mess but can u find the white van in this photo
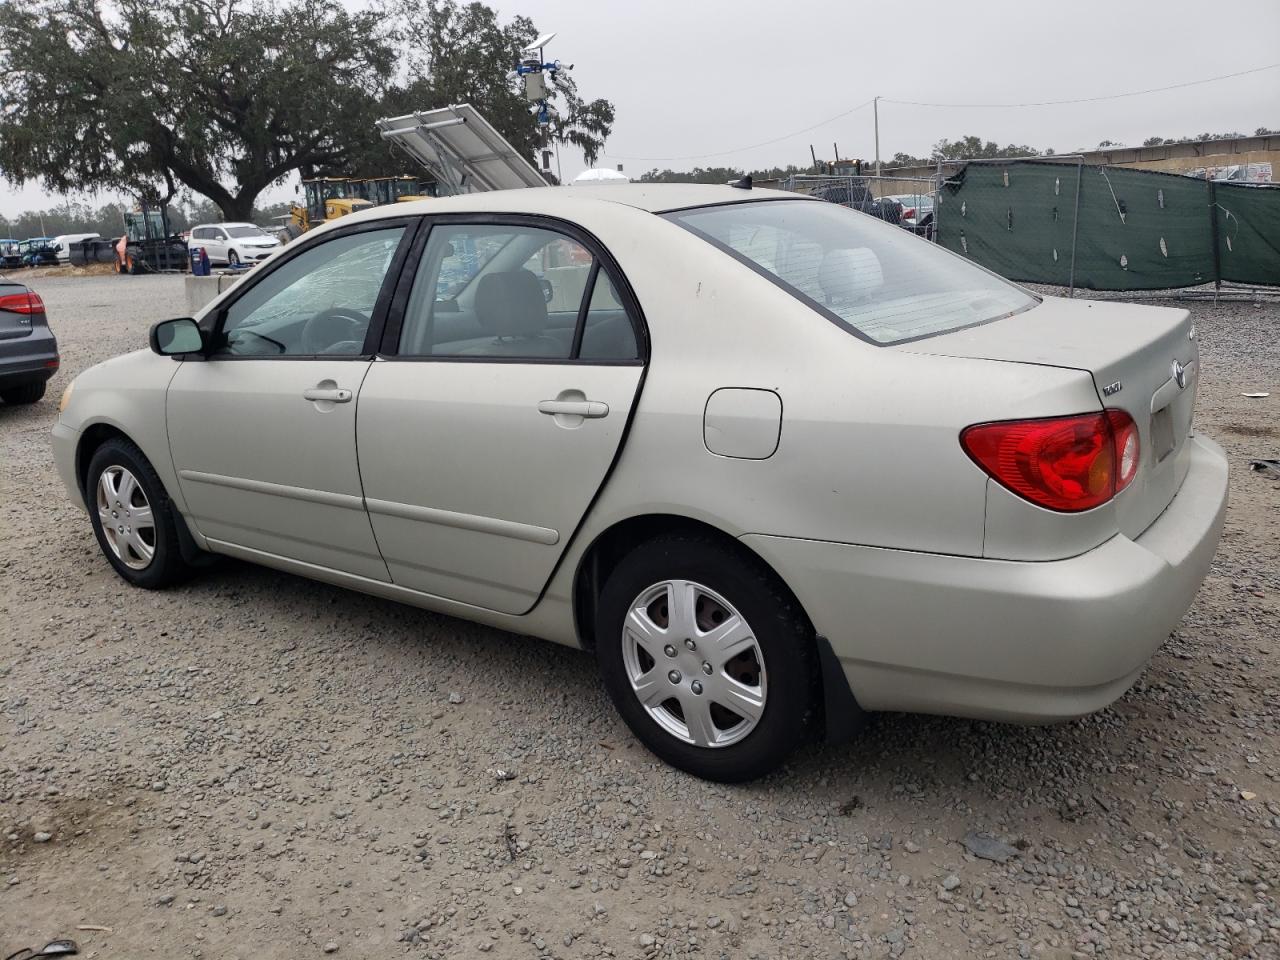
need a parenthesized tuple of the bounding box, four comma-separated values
(51, 233, 102, 264)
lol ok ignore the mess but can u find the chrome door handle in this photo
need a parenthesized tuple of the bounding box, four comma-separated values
(303, 387, 352, 403)
(537, 399, 609, 418)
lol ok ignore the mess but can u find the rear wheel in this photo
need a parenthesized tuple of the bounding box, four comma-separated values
(0, 381, 46, 405)
(595, 534, 816, 782)
(86, 438, 194, 588)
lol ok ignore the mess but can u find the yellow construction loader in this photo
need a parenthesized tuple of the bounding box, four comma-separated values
(284, 176, 433, 239)
(284, 178, 374, 238)
(355, 176, 434, 206)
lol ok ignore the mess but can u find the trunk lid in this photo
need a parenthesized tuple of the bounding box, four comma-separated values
(0, 282, 36, 341)
(900, 296, 1198, 539)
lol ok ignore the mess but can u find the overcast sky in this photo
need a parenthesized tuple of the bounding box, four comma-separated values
(3, 0, 1278, 221)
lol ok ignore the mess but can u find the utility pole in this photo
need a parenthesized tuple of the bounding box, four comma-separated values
(873, 96, 881, 178)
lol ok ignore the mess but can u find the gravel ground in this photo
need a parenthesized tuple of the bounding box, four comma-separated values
(2, 274, 1278, 960)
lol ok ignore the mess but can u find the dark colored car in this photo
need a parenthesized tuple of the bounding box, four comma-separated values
(810, 180, 903, 225)
(0, 239, 21, 269)
(0, 280, 59, 405)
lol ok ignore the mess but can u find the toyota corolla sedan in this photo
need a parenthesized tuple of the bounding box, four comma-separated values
(52, 184, 1228, 782)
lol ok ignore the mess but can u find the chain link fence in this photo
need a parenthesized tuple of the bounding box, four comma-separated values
(777, 173, 942, 240)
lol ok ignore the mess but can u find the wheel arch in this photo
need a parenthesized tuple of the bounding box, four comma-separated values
(572, 513, 808, 651)
(75, 421, 132, 501)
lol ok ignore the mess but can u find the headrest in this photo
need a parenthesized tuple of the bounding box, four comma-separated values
(818, 248, 884, 305)
(475, 269, 547, 338)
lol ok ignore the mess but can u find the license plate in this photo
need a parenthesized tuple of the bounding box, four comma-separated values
(1151, 406, 1175, 462)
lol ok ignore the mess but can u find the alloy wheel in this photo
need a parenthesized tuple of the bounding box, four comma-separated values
(96, 465, 155, 570)
(621, 579, 767, 748)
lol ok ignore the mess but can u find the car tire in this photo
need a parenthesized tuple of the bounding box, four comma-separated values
(227, 250, 240, 267)
(0, 381, 46, 405)
(595, 534, 816, 782)
(86, 438, 195, 589)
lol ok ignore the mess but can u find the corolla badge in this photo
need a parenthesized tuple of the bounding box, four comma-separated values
(1172, 359, 1188, 389)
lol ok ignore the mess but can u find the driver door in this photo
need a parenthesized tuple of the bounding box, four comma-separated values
(167, 222, 411, 580)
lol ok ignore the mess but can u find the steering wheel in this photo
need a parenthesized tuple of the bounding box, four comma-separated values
(300, 308, 370, 355)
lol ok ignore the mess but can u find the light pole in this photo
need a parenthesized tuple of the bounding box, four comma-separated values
(873, 96, 881, 178)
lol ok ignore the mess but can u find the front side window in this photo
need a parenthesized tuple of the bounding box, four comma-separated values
(212, 227, 405, 357)
(667, 199, 1036, 345)
(398, 223, 637, 361)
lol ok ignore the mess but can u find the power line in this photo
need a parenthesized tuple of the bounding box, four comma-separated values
(882, 62, 1280, 109)
(601, 62, 1279, 168)
(604, 99, 875, 163)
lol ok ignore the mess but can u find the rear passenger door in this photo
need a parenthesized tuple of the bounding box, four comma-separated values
(356, 217, 647, 615)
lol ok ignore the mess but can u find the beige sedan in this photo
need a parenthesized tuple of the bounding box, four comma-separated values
(53, 184, 1228, 781)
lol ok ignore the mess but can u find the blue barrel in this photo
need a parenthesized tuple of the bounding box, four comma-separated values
(189, 247, 210, 276)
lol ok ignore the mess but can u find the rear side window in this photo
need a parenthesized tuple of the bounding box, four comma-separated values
(667, 200, 1035, 345)
(397, 223, 640, 362)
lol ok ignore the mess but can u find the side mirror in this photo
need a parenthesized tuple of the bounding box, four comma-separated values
(150, 317, 204, 356)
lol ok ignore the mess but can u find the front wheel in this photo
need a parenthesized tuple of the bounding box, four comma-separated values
(227, 250, 240, 267)
(86, 438, 195, 588)
(595, 535, 816, 782)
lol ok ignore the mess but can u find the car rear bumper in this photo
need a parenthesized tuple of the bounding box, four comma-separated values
(0, 333, 59, 388)
(742, 433, 1229, 723)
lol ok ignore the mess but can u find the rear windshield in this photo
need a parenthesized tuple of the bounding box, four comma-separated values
(666, 199, 1035, 345)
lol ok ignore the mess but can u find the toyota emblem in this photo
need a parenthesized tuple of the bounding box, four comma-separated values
(1172, 359, 1187, 389)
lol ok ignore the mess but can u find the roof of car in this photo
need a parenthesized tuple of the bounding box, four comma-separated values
(385, 183, 812, 217)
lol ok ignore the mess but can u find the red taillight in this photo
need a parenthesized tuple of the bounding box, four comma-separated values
(902, 207, 916, 219)
(0, 291, 44, 315)
(961, 410, 1139, 512)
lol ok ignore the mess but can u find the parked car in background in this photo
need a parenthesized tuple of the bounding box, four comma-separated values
(187, 223, 282, 266)
(0, 279, 59, 405)
(53, 184, 1227, 782)
(51, 232, 102, 263)
(18, 238, 58, 267)
(810, 179, 902, 225)
(886, 193, 936, 239)
(0, 240, 20, 269)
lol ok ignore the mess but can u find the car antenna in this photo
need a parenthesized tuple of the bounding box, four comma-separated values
(728, 175, 752, 190)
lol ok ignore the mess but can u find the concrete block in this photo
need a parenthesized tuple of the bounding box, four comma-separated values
(184, 272, 245, 316)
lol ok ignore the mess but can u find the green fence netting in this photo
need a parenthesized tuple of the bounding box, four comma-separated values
(937, 160, 1280, 291)
(1216, 180, 1280, 284)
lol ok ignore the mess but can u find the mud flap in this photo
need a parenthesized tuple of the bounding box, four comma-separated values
(816, 635, 867, 744)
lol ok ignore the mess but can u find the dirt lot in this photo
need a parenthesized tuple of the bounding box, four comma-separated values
(2, 274, 1278, 960)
